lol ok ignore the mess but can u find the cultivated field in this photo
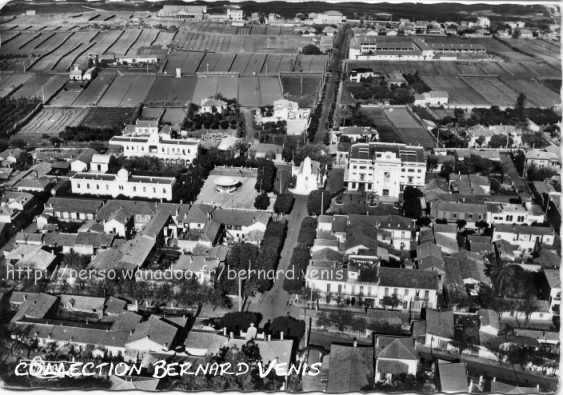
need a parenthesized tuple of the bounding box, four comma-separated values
(97, 74, 155, 107)
(18, 107, 88, 141)
(71, 71, 116, 107)
(230, 53, 267, 74)
(183, 22, 296, 36)
(499, 78, 561, 108)
(502, 38, 561, 68)
(79, 106, 137, 130)
(420, 75, 489, 107)
(30, 31, 97, 71)
(460, 76, 518, 107)
(48, 87, 83, 106)
(10, 73, 67, 101)
(172, 29, 314, 53)
(0, 73, 33, 97)
(73, 29, 123, 68)
(197, 53, 235, 72)
(105, 28, 141, 56)
(281, 75, 323, 107)
(144, 75, 197, 106)
(125, 29, 160, 56)
(163, 51, 205, 74)
(151, 31, 176, 48)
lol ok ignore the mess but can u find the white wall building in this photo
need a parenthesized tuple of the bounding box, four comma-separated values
(71, 169, 175, 201)
(344, 142, 426, 200)
(492, 224, 555, 253)
(413, 90, 449, 107)
(256, 98, 311, 136)
(109, 120, 199, 165)
(289, 156, 325, 195)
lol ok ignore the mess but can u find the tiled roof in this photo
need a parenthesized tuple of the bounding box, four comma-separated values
(327, 344, 374, 393)
(426, 310, 454, 339)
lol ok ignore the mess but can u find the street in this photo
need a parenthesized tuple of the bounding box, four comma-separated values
(246, 195, 309, 321)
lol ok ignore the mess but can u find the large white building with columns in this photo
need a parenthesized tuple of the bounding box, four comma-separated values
(109, 120, 199, 165)
(344, 142, 426, 200)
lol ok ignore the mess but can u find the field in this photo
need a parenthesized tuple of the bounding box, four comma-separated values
(105, 28, 141, 56)
(143, 74, 284, 107)
(229, 53, 267, 74)
(9, 73, 67, 102)
(73, 29, 122, 68)
(280, 75, 323, 107)
(30, 31, 97, 71)
(420, 75, 489, 107)
(97, 74, 155, 107)
(71, 71, 116, 107)
(163, 51, 205, 74)
(295, 55, 328, 73)
(501, 38, 560, 68)
(183, 22, 295, 36)
(197, 53, 236, 72)
(172, 28, 315, 53)
(0, 73, 33, 97)
(361, 106, 435, 148)
(125, 29, 160, 56)
(460, 76, 518, 107)
(79, 106, 137, 130)
(17, 107, 88, 141)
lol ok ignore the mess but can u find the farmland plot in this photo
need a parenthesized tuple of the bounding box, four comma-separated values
(281, 75, 323, 107)
(72, 71, 116, 107)
(262, 54, 296, 74)
(105, 28, 141, 56)
(500, 78, 560, 108)
(0, 73, 32, 97)
(18, 108, 88, 140)
(151, 31, 175, 48)
(237, 76, 261, 107)
(73, 29, 122, 68)
(421, 75, 488, 107)
(142, 75, 195, 106)
(216, 76, 239, 100)
(460, 76, 517, 107)
(125, 29, 159, 56)
(519, 61, 560, 79)
(258, 76, 283, 105)
(164, 51, 205, 74)
(198, 53, 235, 72)
(192, 76, 218, 102)
(230, 53, 266, 74)
(31, 31, 97, 71)
(29, 32, 72, 55)
(0, 31, 42, 55)
(0, 30, 20, 45)
(10, 73, 66, 101)
(79, 107, 136, 130)
(99, 74, 155, 107)
(49, 88, 82, 106)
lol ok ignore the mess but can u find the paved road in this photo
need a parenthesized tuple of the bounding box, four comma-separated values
(246, 195, 309, 321)
(313, 73, 338, 144)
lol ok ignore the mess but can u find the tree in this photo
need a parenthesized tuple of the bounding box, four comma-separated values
(488, 134, 511, 148)
(307, 189, 330, 216)
(255, 160, 276, 192)
(254, 192, 270, 210)
(273, 193, 295, 214)
(402, 186, 423, 218)
(301, 44, 322, 55)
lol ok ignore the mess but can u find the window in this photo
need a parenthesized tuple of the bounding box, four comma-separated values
(506, 215, 513, 222)
(86, 183, 90, 189)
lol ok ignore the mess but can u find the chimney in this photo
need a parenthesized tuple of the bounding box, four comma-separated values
(223, 327, 227, 336)
(267, 334, 271, 341)
(229, 331, 234, 339)
(280, 331, 284, 340)
(353, 338, 358, 348)
(175, 68, 182, 78)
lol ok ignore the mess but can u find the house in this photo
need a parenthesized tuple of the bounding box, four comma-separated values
(486, 202, 544, 226)
(492, 224, 555, 252)
(466, 125, 524, 148)
(170, 254, 220, 285)
(90, 154, 111, 173)
(331, 126, 378, 144)
(424, 310, 454, 350)
(479, 308, 500, 338)
(200, 97, 228, 114)
(59, 294, 105, 319)
(289, 156, 325, 195)
(416, 242, 445, 280)
(0, 148, 24, 168)
(73, 231, 114, 255)
(413, 90, 449, 107)
(103, 207, 132, 238)
(431, 201, 486, 229)
(312, 10, 345, 25)
(543, 269, 560, 315)
(43, 197, 103, 222)
(0, 191, 34, 223)
(10, 292, 58, 323)
(525, 146, 561, 171)
(374, 336, 417, 382)
(70, 149, 96, 172)
(125, 315, 179, 354)
(326, 342, 374, 392)
(349, 68, 379, 82)
(437, 360, 468, 393)
(448, 173, 490, 195)
(4, 244, 57, 271)
(70, 169, 175, 201)
(256, 98, 311, 136)
(69, 64, 84, 81)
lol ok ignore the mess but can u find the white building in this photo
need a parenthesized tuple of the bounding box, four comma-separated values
(109, 120, 199, 166)
(466, 125, 523, 148)
(70, 169, 175, 201)
(305, 264, 439, 311)
(413, 90, 449, 107)
(312, 10, 345, 25)
(476, 16, 490, 28)
(492, 224, 555, 253)
(200, 97, 228, 114)
(226, 6, 243, 22)
(525, 146, 561, 171)
(344, 142, 426, 200)
(289, 156, 325, 195)
(485, 202, 545, 226)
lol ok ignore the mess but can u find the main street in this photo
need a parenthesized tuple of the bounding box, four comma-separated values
(246, 195, 308, 321)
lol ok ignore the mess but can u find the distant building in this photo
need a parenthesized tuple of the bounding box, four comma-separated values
(312, 10, 345, 25)
(70, 168, 175, 201)
(349, 67, 380, 82)
(157, 5, 207, 20)
(289, 156, 325, 195)
(255, 98, 311, 136)
(492, 223, 555, 252)
(413, 90, 449, 107)
(200, 97, 228, 114)
(525, 146, 561, 171)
